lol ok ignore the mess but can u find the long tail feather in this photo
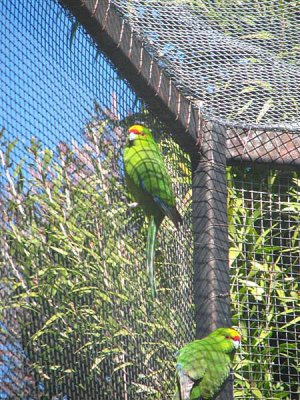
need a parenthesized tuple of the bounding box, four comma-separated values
(147, 216, 157, 298)
(172, 374, 181, 400)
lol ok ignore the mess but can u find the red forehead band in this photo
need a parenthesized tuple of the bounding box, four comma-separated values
(128, 128, 144, 135)
(233, 335, 240, 341)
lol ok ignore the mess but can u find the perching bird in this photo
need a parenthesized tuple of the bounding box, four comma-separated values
(123, 124, 182, 297)
(174, 327, 241, 400)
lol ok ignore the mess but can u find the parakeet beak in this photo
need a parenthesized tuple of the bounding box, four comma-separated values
(128, 127, 140, 141)
(233, 339, 241, 349)
(128, 132, 137, 141)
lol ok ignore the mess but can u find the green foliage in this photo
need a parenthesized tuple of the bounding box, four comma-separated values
(179, 0, 299, 55)
(1, 115, 299, 399)
(228, 167, 299, 399)
(0, 115, 193, 398)
(171, 0, 299, 122)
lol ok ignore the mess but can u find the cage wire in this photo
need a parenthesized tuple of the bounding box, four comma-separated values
(99, 2, 299, 398)
(0, 0, 193, 399)
(0, 0, 299, 400)
(113, 0, 300, 130)
(228, 167, 299, 399)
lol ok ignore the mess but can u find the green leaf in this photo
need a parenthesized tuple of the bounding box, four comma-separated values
(0, 127, 5, 140)
(241, 31, 275, 40)
(69, 21, 80, 48)
(5, 139, 18, 166)
(49, 246, 69, 255)
(236, 99, 253, 115)
(251, 387, 264, 399)
(113, 362, 134, 372)
(31, 312, 64, 341)
(256, 99, 274, 123)
(280, 316, 300, 330)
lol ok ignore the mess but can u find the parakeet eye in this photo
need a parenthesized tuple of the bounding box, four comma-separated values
(225, 335, 230, 339)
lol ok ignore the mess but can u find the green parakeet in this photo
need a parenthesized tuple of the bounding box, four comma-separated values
(123, 124, 182, 297)
(174, 327, 241, 400)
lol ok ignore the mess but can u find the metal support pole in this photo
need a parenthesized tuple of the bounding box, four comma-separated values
(192, 122, 233, 400)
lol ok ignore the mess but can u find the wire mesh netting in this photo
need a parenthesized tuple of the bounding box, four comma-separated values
(0, 0, 193, 398)
(112, 0, 300, 130)
(228, 167, 299, 399)
(0, 0, 299, 399)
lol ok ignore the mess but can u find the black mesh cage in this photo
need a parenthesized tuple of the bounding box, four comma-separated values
(0, 1, 299, 400)
(228, 167, 299, 399)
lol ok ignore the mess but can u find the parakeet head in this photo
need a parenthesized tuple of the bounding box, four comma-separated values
(127, 124, 153, 142)
(210, 327, 241, 350)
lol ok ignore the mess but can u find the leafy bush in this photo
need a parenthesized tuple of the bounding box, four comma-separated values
(228, 167, 299, 399)
(0, 120, 298, 399)
(0, 117, 193, 399)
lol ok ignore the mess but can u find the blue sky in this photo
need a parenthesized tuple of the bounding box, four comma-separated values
(0, 0, 139, 166)
(0, 0, 140, 397)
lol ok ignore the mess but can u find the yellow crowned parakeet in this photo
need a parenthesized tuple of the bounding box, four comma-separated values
(174, 327, 241, 400)
(123, 124, 182, 297)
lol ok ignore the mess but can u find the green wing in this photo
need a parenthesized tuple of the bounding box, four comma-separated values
(174, 340, 207, 400)
(175, 337, 232, 400)
(124, 138, 180, 226)
(191, 352, 231, 399)
(123, 132, 181, 297)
